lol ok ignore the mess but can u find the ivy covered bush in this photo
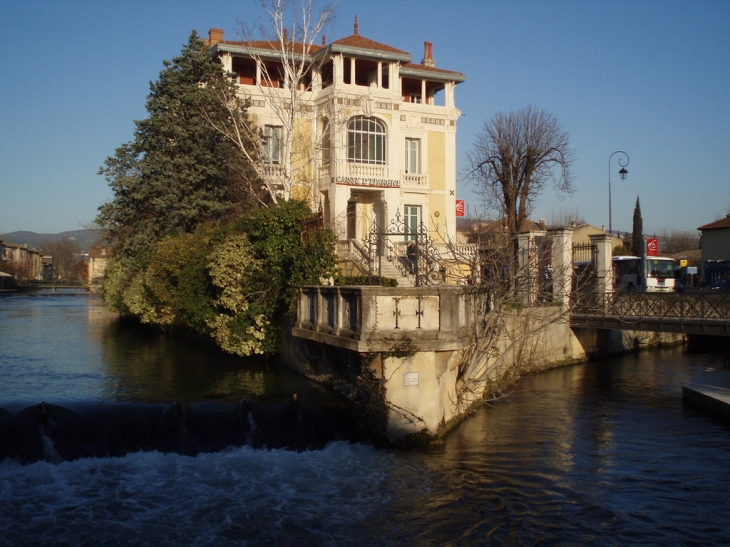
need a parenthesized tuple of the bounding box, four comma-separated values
(102, 200, 336, 356)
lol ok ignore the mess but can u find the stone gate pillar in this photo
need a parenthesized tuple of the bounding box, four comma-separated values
(549, 227, 574, 308)
(589, 233, 614, 309)
(516, 230, 546, 305)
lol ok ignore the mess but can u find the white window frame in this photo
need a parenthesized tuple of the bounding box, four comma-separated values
(320, 118, 331, 165)
(347, 116, 386, 165)
(403, 205, 421, 241)
(263, 125, 282, 164)
(404, 138, 420, 174)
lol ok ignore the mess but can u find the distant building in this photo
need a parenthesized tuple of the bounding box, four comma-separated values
(88, 246, 113, 286)
(0, 240, 43, 280)
(698, 214, 730, 282)
(570, 223, 624, 251)
(459, 218, 547, 244)
(671, 249, 701, 289)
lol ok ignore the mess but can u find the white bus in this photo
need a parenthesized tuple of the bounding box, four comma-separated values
(613, 255, 676, 293)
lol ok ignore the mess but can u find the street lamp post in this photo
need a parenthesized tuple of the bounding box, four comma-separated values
(608, 151, 629, 235)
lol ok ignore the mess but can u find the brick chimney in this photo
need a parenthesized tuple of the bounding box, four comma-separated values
(208, 28, 224, 46)
(421, 41, 435, 67)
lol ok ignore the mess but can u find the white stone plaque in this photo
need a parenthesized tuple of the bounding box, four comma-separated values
(403, 372, 419, 386)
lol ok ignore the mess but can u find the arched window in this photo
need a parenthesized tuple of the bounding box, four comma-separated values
(347, 116, 386, 164)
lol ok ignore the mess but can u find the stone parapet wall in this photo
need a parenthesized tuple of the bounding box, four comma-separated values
(293, 285, 472, 352)
(573, 328, 685, 356)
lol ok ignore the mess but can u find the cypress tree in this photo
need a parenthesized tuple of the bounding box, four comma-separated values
(96, 31, 260, 260)
(631, 196, 644, 256)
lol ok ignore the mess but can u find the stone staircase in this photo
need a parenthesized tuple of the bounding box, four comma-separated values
(338, 239, 415, 287)
(378, 257, 414, 287)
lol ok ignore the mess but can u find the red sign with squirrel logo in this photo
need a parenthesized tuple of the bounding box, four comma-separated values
(646, 238, 659, 256)
(455, 200, 465, 217)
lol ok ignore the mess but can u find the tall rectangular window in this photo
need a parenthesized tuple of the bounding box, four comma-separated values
(404, 205, 421, 241)
(404, 138, 420, 174)
(320, 118, 331, 164)
(263, 125, 282, 164)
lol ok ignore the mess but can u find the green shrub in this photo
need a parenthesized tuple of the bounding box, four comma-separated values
(102, 200, 337, 356)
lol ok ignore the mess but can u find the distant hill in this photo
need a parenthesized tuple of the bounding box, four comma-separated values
(0, 229, 104, 253)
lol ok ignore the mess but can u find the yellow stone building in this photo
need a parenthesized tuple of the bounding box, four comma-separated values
(207, 20, 465, 278)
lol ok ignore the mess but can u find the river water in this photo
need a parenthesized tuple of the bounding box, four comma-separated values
(1, 293, 729, 546)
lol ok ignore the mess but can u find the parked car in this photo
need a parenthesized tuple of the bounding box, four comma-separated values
(706, 278, 730, 292)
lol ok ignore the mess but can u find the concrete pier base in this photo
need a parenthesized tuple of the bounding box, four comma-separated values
(289, 286, 589, 443)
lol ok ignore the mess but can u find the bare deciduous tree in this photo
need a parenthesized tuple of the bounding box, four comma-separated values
(655, 228, 700, 254)
(466, 105, 574, 251)
(548, 207, 585, 228)
(42, 238, 81, 281)
(208, 0, 337, 206)
(434, 224, 584, 409)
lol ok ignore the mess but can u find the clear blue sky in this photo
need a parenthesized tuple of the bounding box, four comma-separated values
(1, 0, 728, 237)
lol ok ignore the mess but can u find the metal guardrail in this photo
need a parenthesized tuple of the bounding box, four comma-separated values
(571, 291, 730, 335)
(612, 292, 730, 320)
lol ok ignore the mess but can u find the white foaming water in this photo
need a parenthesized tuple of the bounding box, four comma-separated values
(40, 432, 61, 464)
(0, 443, 396, 547)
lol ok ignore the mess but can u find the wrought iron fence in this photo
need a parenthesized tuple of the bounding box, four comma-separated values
(572, 290, 730, 325)
(364, 210, 444, 287)
(572, 242, 595, 265)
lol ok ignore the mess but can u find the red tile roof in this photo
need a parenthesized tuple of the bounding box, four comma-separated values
(209, 28, 463, 80)
(216, 39, 324, 55)
(331, 34, 410, 56)
(401, 62, 465, 79)
(698, 215, 730, 231)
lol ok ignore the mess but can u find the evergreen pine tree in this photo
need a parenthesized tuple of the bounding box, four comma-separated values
(96, 31, 260, 259)
(631, 196, 644, 256)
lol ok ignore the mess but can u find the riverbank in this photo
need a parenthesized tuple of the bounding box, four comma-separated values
(682, 366, 730, 424)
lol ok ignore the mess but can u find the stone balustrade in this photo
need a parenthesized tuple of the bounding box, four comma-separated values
(346, 163, 387, 179)
(263, 164, 285, 178)
(293, 285, 472, 352)
(401, 172, 429, 188)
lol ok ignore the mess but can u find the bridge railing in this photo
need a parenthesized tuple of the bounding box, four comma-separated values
(572, 290, 730, 323)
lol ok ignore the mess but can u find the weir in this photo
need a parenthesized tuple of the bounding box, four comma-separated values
(0, 398, 360, 464)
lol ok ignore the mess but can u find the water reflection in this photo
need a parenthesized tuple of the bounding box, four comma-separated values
(397, 350, 730, 545)
(0, 294, 344, 407)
